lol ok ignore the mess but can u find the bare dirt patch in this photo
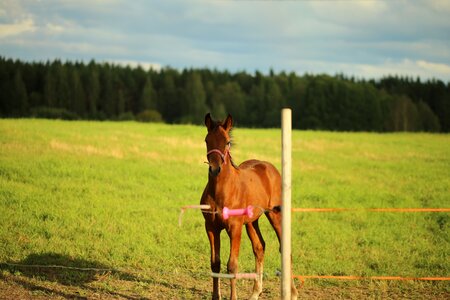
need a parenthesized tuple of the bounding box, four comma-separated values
(1, 271, 448, 300)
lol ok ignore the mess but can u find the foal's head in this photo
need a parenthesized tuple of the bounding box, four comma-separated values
(204, 113, 233, 177)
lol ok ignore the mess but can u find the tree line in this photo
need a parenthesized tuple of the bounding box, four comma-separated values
(0, 56, 448, 132)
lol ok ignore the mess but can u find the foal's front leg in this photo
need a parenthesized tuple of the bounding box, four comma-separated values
(226, 223, 243, 300)
(207, 225, 221, 300)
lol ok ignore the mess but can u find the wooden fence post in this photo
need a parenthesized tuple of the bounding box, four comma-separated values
(281, 108, 292, 300)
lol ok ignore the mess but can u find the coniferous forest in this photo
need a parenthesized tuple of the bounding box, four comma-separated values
(1, 57, 449, 132)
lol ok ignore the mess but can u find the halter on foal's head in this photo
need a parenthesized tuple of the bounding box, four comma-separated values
(204, 113, 233, 177)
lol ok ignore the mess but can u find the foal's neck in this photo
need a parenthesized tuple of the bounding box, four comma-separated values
(208, 159, 237, 206)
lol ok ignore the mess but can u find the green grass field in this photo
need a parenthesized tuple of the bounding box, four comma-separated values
(0, 119, 449, 299)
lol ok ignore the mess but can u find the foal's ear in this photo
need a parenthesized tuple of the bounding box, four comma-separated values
(222, 114, 233, 131)
(205, 113, 213, 131)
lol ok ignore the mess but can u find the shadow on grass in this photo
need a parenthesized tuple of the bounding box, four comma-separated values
(0, 252, 155, 299)
(0, 253, 204, 299)
(3, 252, 112, 286)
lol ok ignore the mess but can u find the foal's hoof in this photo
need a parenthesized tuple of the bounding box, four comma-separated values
(248, 288, 263, 300)
(248, 291, 262, 300)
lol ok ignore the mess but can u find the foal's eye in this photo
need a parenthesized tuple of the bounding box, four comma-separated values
(227, 141, 231, 146)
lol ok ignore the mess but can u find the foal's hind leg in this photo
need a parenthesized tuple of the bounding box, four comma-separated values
(245, 220, 265, 300)
(265, 210, 299, 300)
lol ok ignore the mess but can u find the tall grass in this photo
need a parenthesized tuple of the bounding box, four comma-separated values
(0, 119, 448, 298)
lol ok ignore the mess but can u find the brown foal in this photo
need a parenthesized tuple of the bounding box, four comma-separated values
(200, 113, 298, 300)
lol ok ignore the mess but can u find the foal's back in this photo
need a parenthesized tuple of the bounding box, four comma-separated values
(238, 159, 282, 209)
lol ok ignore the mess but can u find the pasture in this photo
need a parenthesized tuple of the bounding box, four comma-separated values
(0, 119, 449, 299)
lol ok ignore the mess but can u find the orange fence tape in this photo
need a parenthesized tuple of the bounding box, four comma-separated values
(291, 207, 450, 288)
(293, 275, 450, 288)
(294, 275, 450, 281)
(292, 208, 450, 212)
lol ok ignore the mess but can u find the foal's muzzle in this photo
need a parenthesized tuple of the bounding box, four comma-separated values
(209, 165, 221, 177)
(206, 148, 227, 177)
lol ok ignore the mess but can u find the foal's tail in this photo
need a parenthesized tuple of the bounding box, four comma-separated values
(253, 205, 281, 216)
(271, 205, 281, 213)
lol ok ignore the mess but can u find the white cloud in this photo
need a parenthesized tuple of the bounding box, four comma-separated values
(0, 18, 36, 38)
(45, 22, 65, 34)
(105, 59, 162, 71)
(430, 0, 450, 12)
(310, 0, 386, 19)
(0, 0, 449, 82)
(416, 60, 450, 76)
(299, 59, 450, 81)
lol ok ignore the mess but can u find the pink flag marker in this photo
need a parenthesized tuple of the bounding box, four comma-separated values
(222, 205, 254, 220)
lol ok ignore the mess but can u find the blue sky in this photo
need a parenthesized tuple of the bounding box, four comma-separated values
(1, 0, 450, 81)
